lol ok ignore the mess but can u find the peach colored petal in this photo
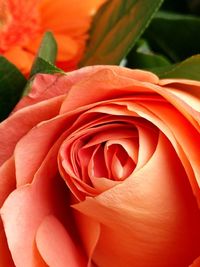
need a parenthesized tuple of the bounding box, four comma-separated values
(1, 184, 51, 267)
(138, 101, 200, 195)
(36, 215, 86, 267)
(160, 79, 200, 112)
(90, 177, 118, 192)
(104, 139, 136, 180)
(67, 66, 159, 84)
(14, 74, 71, 111)
(73, 210, 100, 267)
(156, 79, 200, 131)
(1, 146, 76, 267)
(1, 130, 71, 267)
(60, 67, 159, 114)
(0, 157, 15, 206)
(0, 217, 15, 267)
(0, 95, 64, 166)
(134, 124, 158, 171)
(14, 111, 72, 186)
(74, 133, 200, 267)
(126, 101, 200, 206)
(58, 121, 138, 198)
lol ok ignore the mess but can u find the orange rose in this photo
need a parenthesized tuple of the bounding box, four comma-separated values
(0, 66, 200, 267)
(0, 0, 105, 75)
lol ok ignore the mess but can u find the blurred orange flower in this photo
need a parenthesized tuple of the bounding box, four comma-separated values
(0, 0, 105, 75)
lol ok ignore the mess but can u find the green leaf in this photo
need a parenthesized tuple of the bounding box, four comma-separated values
(0, 56, 27, 121)
(127, 51, 171, 69)
(30, 57, 64, 78)
(151, 54, 200, 80)
(144, 11, 200, 62)
(79, 0, 164, 66)
(127, 39, 171, 69)
(30, 32, 58, 77)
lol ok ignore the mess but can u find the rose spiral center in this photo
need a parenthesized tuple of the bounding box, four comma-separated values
(58, 112, 158, 201)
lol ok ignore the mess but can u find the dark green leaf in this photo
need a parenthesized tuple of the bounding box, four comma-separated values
(80, 0, 164, 66)
(152, 54, 200, 80)
(30, 32, 58, 77)
(144, 11, 200, 62)
(127, 39, 171, 69)
(0, 56, 27, 121)
(30, 57, 64, 78)
(127, 51, 171, 69)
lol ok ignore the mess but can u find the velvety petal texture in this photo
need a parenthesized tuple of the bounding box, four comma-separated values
(0, 65, 200, 266)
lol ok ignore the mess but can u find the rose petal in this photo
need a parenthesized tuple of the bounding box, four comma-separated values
(0, 157, 15, 206)
(135, 124, 158, 170)
(74, 133, 200, 267)
(160, 79, 200, 112)
(157, 79, 200, 131)
(0, 95, 64, 166)
(73, 210, 100, 267)
(36, 215, 86, 267)
(126, 101, 200, 206)
(1, 139, 77, 267)
(1, 184, 49, 267)
(14, 110, 78, 186)
(14, 74, 70, 111)
(60, 67, 159, 114)
(0, 217, 15, 267)
(138, 100, 200, 199)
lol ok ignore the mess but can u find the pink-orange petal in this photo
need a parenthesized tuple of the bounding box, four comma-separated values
(0, 217, 15, 267)
(0, 157, 15, 206)
(73, 210, 101, 267)
(14, 74, 71, 111)
(0, 95, 64, 166)
(0, 157, 73, 267)
(36, 215, 86, 267)
(60, 67, 158, 114)
(74, 133, 200, 267)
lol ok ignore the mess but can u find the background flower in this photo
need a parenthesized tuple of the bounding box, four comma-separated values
(0, 0, 105, 75)
(0, 66, 200, 266)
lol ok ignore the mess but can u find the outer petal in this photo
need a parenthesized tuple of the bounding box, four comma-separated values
(1, 139, 84, 267)
(74, 133, 200, 267)
(1, 184, 49, 267)
(158, 79, 200, 131)
(14, 74, 71, 110)
(126, 100, 200, 206)
(0, 217, 15, 267)
(60, 67, 159, 114)
(14, 111, 76, 186)
(0, 95, 64, 166)
(135, 100, 200, 203)
(73, 210, 100, 267)
(0, 157, 15, 206)
(36, 215, 86, 267)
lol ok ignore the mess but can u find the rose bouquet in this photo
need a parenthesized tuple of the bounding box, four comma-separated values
(0, 1, 200, 267)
